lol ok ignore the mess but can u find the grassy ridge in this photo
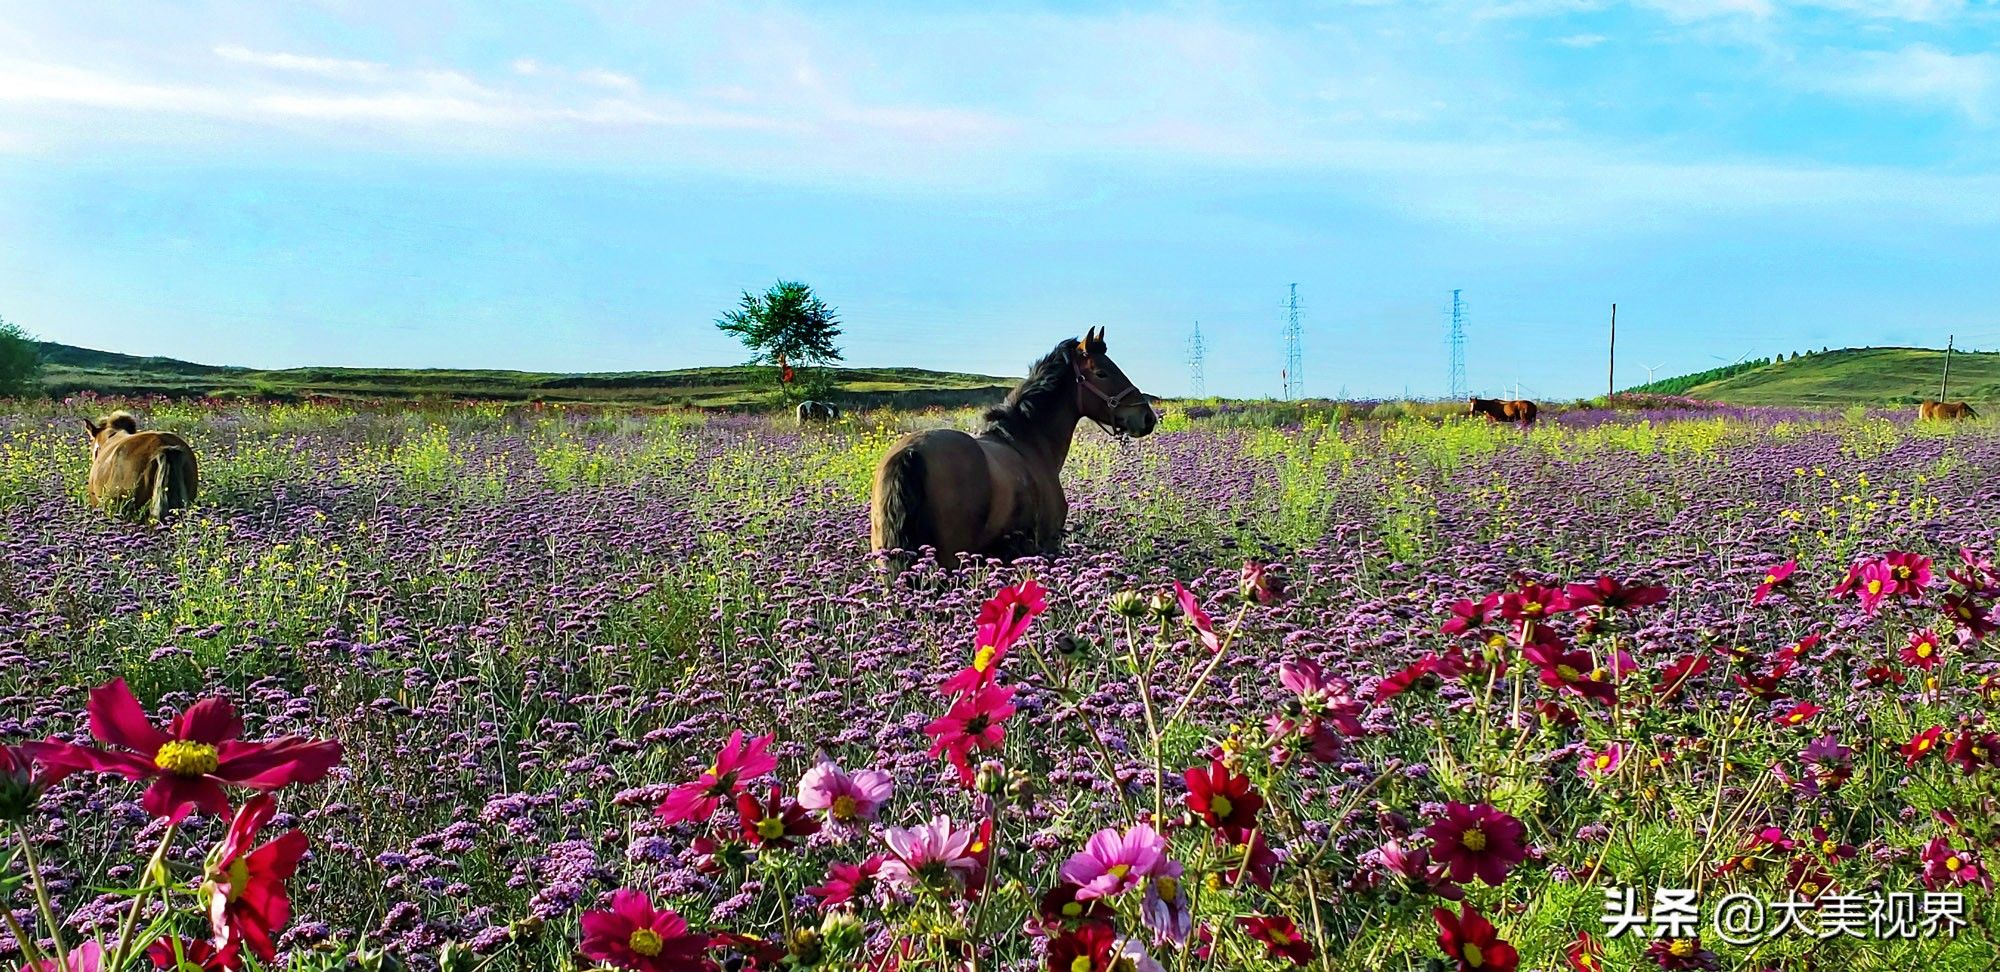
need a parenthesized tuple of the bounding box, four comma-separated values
(33, 341, 1014, 408)
(1632, 347, 2000, 407)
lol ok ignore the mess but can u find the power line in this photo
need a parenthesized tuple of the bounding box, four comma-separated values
(1282, 283, 1303, 401)
(1448, 289, 1467, 399)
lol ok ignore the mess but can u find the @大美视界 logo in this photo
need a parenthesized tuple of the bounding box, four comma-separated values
(1602, 886, 1967, 946)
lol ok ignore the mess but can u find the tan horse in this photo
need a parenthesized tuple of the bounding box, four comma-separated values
(82, 412, 199, 522)
(1469, 397, 1538, 426)
(870, 327, 1156, 574)
(1919, 400, 1977, 421)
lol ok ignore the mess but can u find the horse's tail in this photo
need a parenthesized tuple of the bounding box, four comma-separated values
(1965, 403, 1979, 418)
(148, 448, 182, 522)
(873, 446, 930, 576)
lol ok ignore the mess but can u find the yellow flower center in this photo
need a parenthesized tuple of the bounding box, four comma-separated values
(1070, 958, 1093, 972)
(1867, 580, 1883, 595)
(1463, 944, 1485, 968)
(1595, 755, 1613, 769)
(1155, 875, 1180, 901)
(831, 795, 859, 820)
(1669, 940, 1694, 958)
(153, 740, 220, 777)
(1209, 794, 1234, 819)
(1896, 566, 1913, 580)
(1061, 901, 1083, 917)
(756, 817, 786, 839)
(1461, 827, 1488, 852)
(1947, 856, 1963, 871)
(1486, 633, 1506, 650)
(973, 645, 997, 672)
(629, 928, 664, 957)
(1822, 840, 1838, 855)
(1764, 573, 1778, 585)
(1918, 643, 1934, 658)
(1556, 664, 1584, 681)
(1800, 881, 1821, 896)
(1108, 864, 1131, 880)
(1524, 601, 1543, 616)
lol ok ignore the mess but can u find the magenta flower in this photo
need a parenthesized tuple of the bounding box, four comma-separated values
(796, 760, 893, 825)
(1423, 803, 1528, 886)
(578, 889, 709, 972)
(1886, 551, 1934, 594)
(1139, 859, 1192, 943)
(1852, 560, 1899, 615)
(1577, 743, 1624, 782)
(657, 730, 777, 825)
(879, 815, 980, 893)
(1060, 822, 1168, 900)
(20, 942, 104, 972)
(1174, 582, 1222, 654)
(924, 684, 1016, 785)
(29, 679, 341, 823)
(1921, 837, 1992, 890)
(1374, 837, 1464, 901)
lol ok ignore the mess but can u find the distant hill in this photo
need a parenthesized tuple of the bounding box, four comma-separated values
(1628, 347, 1997, 407)
(32, 342, 1016, 409)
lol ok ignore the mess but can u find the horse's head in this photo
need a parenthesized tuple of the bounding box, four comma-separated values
(1466, 398, 1482, 415)
(1070, 326, 1156, 438)
(81, 412, 139, 457)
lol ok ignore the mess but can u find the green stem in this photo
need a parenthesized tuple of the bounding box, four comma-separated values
(105, 821, 177, 972)
(15, 829, 69, 972)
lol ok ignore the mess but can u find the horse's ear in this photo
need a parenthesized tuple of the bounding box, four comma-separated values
(81, 417, 100, 437)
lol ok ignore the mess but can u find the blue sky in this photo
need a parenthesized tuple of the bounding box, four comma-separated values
(4, 0, 2000, 399)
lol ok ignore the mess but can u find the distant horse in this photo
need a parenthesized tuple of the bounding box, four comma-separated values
(1469, 397, 1538, 426)
(1919, 400, 1977, 421)
(870, 326, 1156, 573)
(82, 411, 199, 522)
(797, 400, 841, 424)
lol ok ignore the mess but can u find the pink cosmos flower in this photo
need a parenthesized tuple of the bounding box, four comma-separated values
(1921, 837, 1992, 890)
(878, 815, 980, 893)
(1852, 561, 1899, 616)
(796, 760, 893, 825)
(29, 679, 341, 824)
(1140, 860, 1192, 943)
(1577, 743, 1624, 782)
(923, 684, 1016, 785)
(1060, 823, 1168, 900)
(1752, 560, 1796, 605)
(1174, 582, 1222, 654)
(20, 942, 104, 972)
(1885, 552, 1934, 594)
(657, 730, 777, 825)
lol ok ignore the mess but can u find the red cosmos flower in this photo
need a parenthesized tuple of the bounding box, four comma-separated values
(1239, 916, 1314, 966)
(1374, 657, 1437, 704)
(1424, 803, 1528, 886)
(1943, 594, 1997, 641)
(1950, 548, 2000, 596)
(1433, 904, 1519, 972)
(1565, 933, 1604, 972)
(1645, 938, 1719, 970)
(1441, 594, 1501, 637)
(1, 743, 69, 823)
(148, 936, 242, 971)
(29, 679, 341, 824)
(1522, 637, 1617, 706)
(1808, 825, 1857, 862)
(1564, 576, 1669, 613)
(1045, 922, 1118, 972)
(1225, 830, 1281, 890)
(1184, 759, 1263, 840)
(1886, 552, 1934, 593)
(963, 816, 997, 902)
(1947, 731, 1999, 771)
(1902, 726, 1946, 765)
(1731, 669, 1790, 702)
(708, 933, 785, 971)
(942, 582, 1048, 696)
(736, 784, 819, 850)
(1499, 583, 1569, 624)
(1773, 701, 1821, 728)
(1775, 633, 1822, 662)
(1752, 561, 1796, 605)
(1786, 856, 1836, 899)
(1864, 664, 1907, 687)
(1240, 561, 1287, 605)
(924, 684, 1016, 785)
(1901, 629, 1946, 670)
(658, 731, 777, 825)
(202, 794, 308, 963)
(579, 890, 711, 972)
(1174, 582, 1222, 654)
(806, 856, 884, 909)
(1921, 837, 1993, 890)
(1655, 655, 1710, 703)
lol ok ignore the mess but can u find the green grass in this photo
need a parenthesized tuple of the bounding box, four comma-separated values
(34, 341, 1013, 408)
(1632, 347, 2000, 407)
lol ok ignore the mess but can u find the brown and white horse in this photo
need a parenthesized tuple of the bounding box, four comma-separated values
(870, 327, 1156, 573)
(1469, 397, 1538, 426)
(82, 411, 199, 522)
(1919, 400, 1977, 421)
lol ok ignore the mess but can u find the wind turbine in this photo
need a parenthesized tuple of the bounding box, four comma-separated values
(1643, 362, 1667, 383)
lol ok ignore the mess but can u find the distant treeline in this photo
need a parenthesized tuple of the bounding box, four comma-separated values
(1626, 358, 1773, 395)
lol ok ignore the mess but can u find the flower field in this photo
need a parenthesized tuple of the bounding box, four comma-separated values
(3, 397, 2000, 971)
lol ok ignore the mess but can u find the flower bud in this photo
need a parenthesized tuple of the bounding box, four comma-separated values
(819, 911, 865, 951)
(1109, 590, 1147, 618)
(975, 761, 1007, 795)
(1147, 591, 1182, 620)
(439, 941, 476, 972)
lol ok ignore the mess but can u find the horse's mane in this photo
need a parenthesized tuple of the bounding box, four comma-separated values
(980, 335, 1102, 442)
(98, 411, 139, 434)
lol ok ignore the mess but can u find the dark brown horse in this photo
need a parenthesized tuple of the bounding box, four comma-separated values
(1469, 397, 1537, 426)
(82, 411, 199, 522)
(870, 327, 1156, 573)
(1919, 400, 1977, 421)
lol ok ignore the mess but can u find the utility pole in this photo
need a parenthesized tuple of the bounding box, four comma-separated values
(1283, 284, 1304, 401)
(1448, 289, 1467, 399)
(1186, 322, 1207, 397)
(1607, 303, 1617, 399)
(1942, 335, 1954, 401)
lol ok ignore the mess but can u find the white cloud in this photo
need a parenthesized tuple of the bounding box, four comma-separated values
(213, 44, 387, 81)
(1810, 43, 2000, 121)
(1556, 33, 1610, 46)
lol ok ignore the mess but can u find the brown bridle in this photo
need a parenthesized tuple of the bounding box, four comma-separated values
(1072, 336, 1150, 437)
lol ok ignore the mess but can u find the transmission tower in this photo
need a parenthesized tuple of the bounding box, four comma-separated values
(1186, 322, 1207, 396)
(1283, 284, 1303, 400)
(1448, 289, 1467, 398)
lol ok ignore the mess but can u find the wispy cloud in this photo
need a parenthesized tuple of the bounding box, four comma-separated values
(212, 45, 387, 81)
(1807, 43, 2000, 121)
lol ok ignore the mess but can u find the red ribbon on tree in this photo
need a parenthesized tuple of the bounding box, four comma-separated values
(777, 352, 794, 384)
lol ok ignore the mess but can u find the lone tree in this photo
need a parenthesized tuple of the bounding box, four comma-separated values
(0, 314, 42, 398)
(715, 281, 843, 402)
